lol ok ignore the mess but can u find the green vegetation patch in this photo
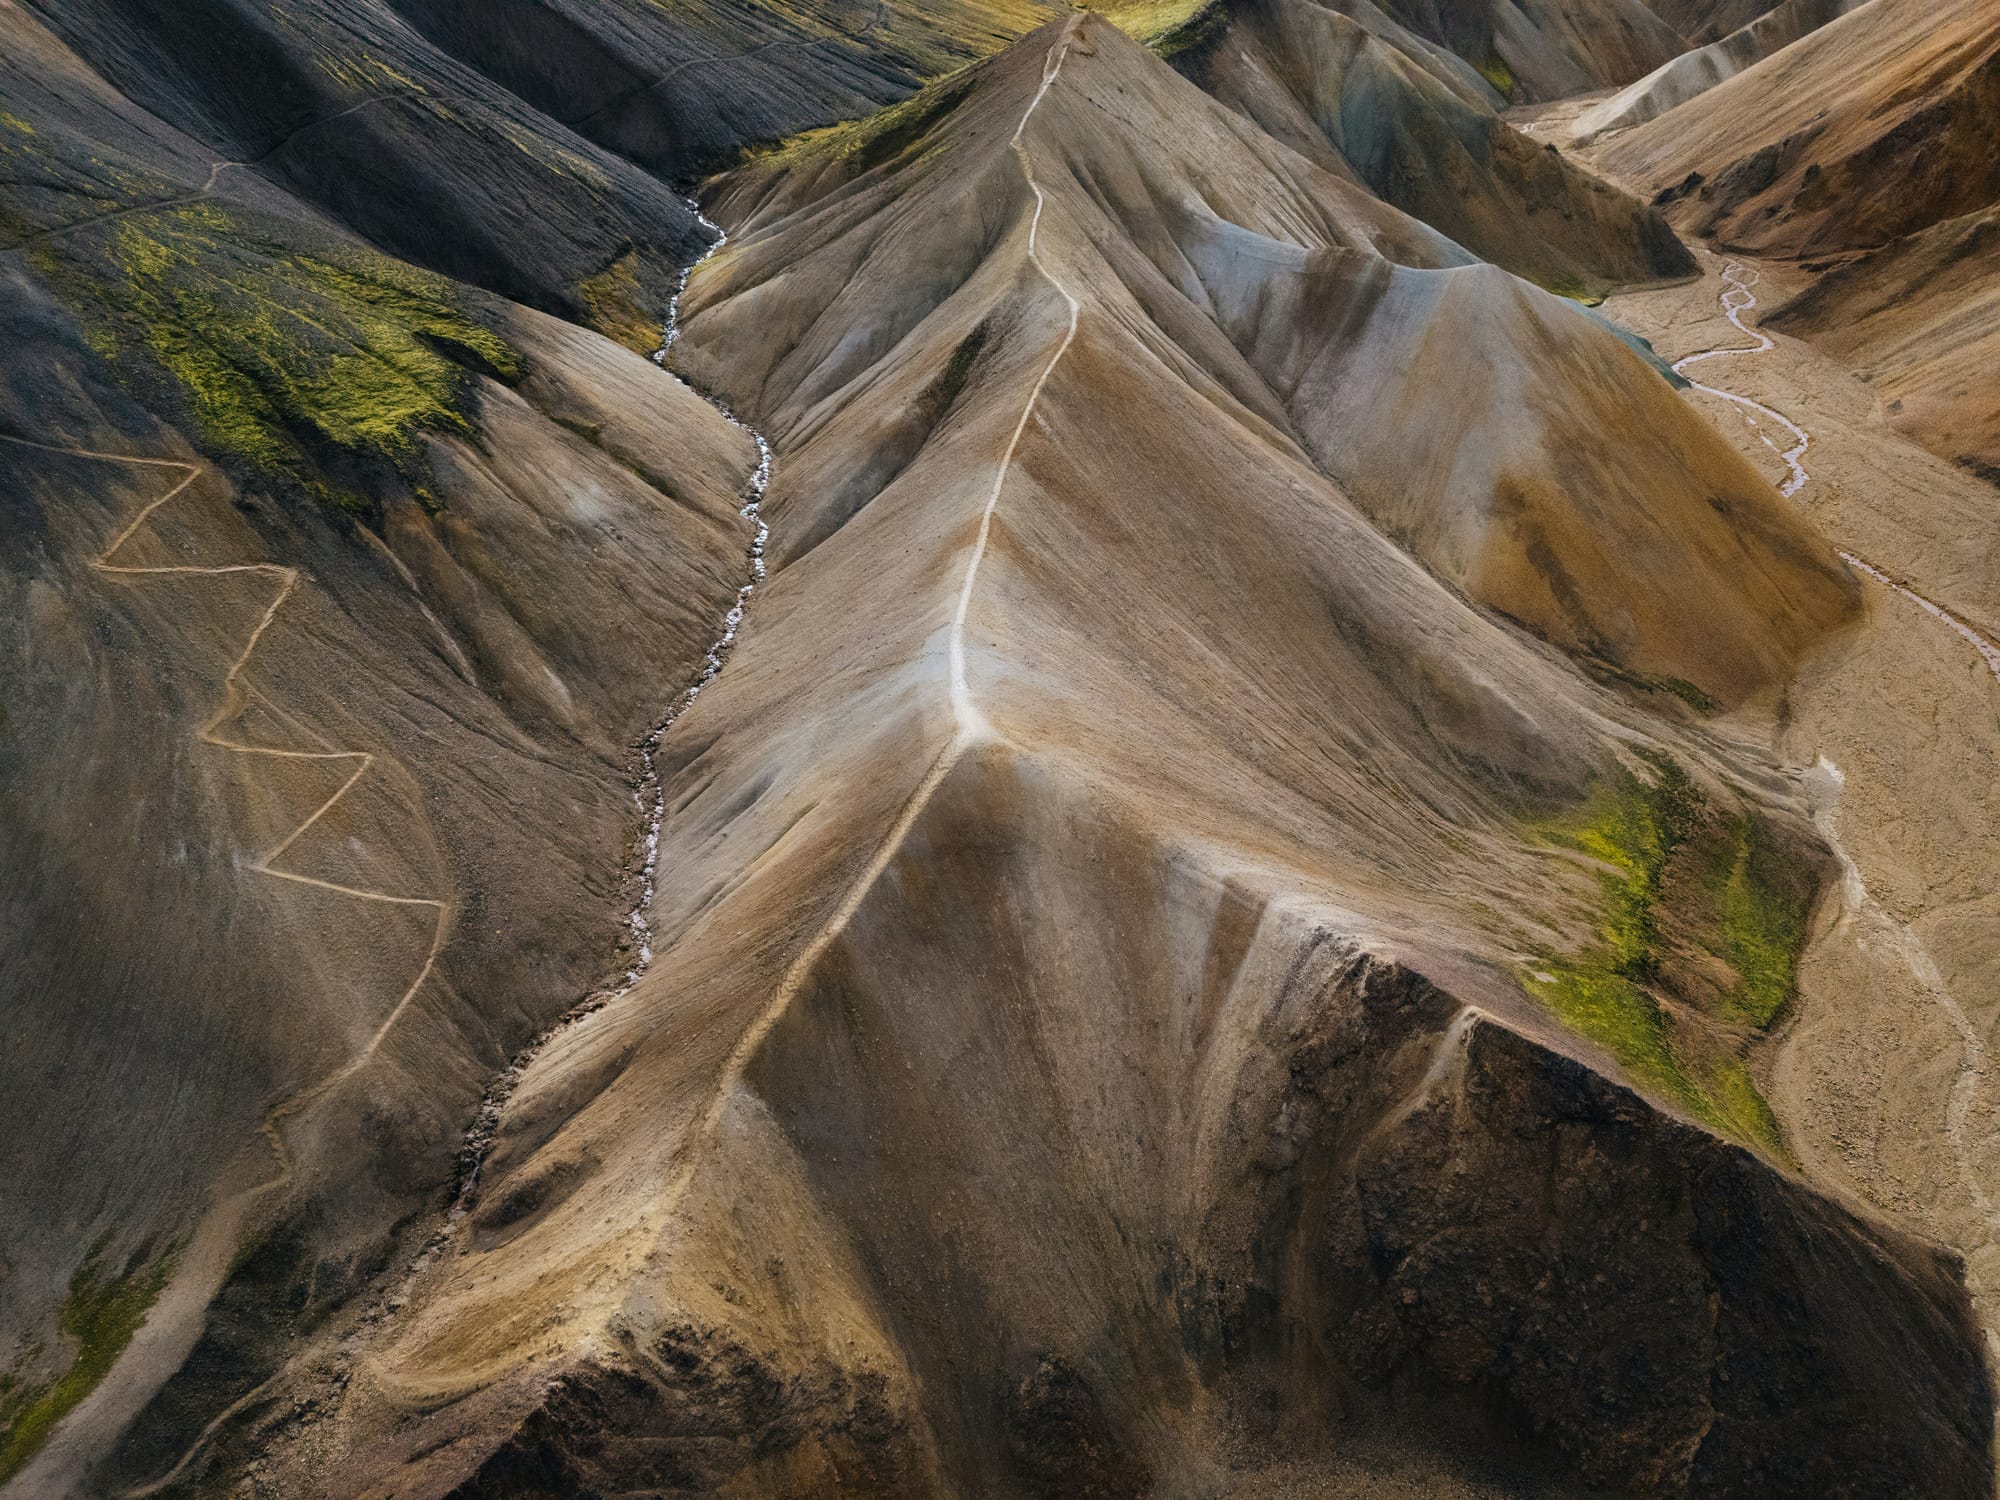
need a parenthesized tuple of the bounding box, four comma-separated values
(33, 200, 520, 513)
(1537, 272, 1606, 307)
(579, 247, 665, 356)
(1092, 0, 1229, 57)
(1476, 52, 1518, 99)
(0, 1244, 176, 1483)
(1524, 756, 1799, 1159)
(1710, 817, 1809, 1028)
(747, 68, 978, 178)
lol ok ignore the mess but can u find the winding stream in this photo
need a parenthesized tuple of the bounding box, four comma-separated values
(1673, 258, 2000, 687)
(434, 201, 774, 1231)
(1670, 258, 2000, 1270)
(1671, 261, 1810, 497)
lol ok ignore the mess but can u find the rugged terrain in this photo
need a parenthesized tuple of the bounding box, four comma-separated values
(1584, 0, 2000, 485)
(2, 0, 1996, 1496)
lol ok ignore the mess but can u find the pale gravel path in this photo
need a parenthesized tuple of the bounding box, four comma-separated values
(0, 435, 447, 1499)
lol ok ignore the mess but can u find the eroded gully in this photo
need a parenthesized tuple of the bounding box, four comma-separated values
(427, 200, 773, 1241)
(332, 21, 1088, 1426)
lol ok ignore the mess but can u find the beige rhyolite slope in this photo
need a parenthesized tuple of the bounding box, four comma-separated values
(1595, 0, 2000, 257)
(1565, 0, 1870, 144)
(1602, 242, 2000, 1477)
(208, 19, 1999, 1500)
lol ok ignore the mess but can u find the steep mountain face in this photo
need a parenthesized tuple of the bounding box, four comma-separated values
(1589, 0, 2000, 478)
(1566, 0, 1870, 144)
(1177, 0, 1695, 293)
(18, 0, 711, 328)
(0, 4, 769, 1492)
(371, 0, 1063, 179)
(1595, 0, 2000, 257)
(1370, 0, 1687, 98)
(15, 0, 1078, 347)
(186, 19, 1991, 1500)
(1640, 0, 1783, 45)
(1767, 204, 2000, 477)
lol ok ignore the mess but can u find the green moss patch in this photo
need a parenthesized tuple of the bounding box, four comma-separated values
(1524, 757, 1803, 1160)
(1710, 817, 1809, 1028)
(0, 1245, 176, 1483)
(31, 200, 520, 514)
(1476, 52, 1518, 98)
(579, 248, 665, 355)
(1092, 0, 1229, 57)
(1537, 272, 1606, 307)
(746, 69, 979, 178)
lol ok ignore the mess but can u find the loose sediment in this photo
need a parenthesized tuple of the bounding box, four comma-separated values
(1675, 256, 2000, 687)
(433, 199, 774, 1235)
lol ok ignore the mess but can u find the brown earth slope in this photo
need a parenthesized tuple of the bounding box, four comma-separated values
(204, 19, 1993, 1500)
(1566, 0, 1870, 144)
(1589, 0, 2000, 477)
(1595, 0, 2000, 257)
(1371, 0, 1688, 98)
(1767, 205, 2000, 479)
(1640, 0, 1783, 45)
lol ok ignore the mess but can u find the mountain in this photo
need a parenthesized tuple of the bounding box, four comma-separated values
(1176, 0, 1695, 292)
(0, 2, 776, 1490)
(2, 1, 1993, 1496)
(1589, 0, 2000, 477)
(1367, 0, 1687, 99)
(1639, 0, 1784, 44)
(194, 19, 1983, 1500)
(1566, 0, 1870, 144)
(1767, 204, 2000, 479)
(1594, 0, 2000, 257)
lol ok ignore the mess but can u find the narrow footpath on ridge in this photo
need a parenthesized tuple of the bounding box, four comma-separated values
(623, 16, 1087, 1238)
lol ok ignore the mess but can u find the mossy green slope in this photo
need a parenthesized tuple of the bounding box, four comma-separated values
(0, 1246, 174, 1483)
(1524, 755, 1815, 1159)
(30, 199, 520, 515)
